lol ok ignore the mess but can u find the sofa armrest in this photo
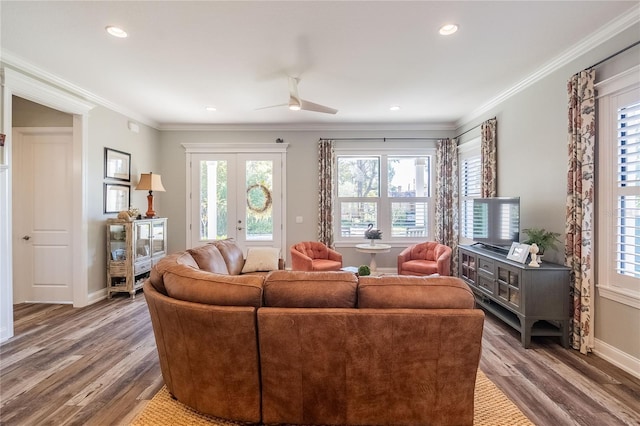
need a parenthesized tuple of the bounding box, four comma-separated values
(397, 246, 413, 271)
(435, 246, 452, 276)
(290, 248, 313, 271)
(327, 248, 343, 263)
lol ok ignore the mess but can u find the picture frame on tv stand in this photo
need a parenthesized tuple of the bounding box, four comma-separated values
(507, 242, 530, 264)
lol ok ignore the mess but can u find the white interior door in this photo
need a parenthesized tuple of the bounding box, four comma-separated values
(188, 152, 284, 254)
(12, 127, 74, 303)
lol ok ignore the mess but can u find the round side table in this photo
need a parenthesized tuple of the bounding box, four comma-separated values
(355, 243, 391, 273)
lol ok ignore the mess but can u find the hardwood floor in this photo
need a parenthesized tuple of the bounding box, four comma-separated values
(1, 294, 639, 426)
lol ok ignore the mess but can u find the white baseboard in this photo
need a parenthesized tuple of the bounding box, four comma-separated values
(594, 338, 640, 379)
(87, 288, 108, 305)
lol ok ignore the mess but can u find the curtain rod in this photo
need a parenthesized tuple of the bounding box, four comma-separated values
(319, 137, 443, 142)
(586, 40, 640, 70)
(453, 116, 496, 140)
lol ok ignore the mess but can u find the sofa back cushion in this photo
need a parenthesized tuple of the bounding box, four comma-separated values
(357, 276, 475, 309)
(187, 244, 229, 274)
(212, 239, 245, 275)
(263, 270, 358, 308)
(162, 264, 264, 307)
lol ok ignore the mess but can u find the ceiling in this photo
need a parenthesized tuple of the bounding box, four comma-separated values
(1, 1, 637, 129)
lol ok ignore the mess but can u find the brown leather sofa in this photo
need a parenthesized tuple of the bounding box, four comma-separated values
(145, 244, 484, 426)
(397, 241, 453, 276)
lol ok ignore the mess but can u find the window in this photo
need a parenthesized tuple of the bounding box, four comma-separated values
(596, 68, 640, 307)
(335, 149, 434, 242)
(458, 138, 481, 244)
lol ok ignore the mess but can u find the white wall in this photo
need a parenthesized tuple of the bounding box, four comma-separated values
(159, 128, 450, 268)
(87, 107, 160, 296)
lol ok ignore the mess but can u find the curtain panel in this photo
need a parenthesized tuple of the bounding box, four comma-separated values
(566, 69, 596, 354)
(480, 118, 498, 197)
(318, 139, 335, 248)
(435, 138, 459, 275)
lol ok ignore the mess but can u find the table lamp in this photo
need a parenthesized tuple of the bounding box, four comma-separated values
(135, 172, 165, 218)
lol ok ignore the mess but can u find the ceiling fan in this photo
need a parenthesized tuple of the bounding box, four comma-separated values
(258, 77, 338, 115)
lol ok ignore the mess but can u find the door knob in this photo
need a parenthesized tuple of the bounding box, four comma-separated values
(22, 235, 31, 241)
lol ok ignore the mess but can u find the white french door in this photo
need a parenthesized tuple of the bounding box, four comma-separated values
(186, 144, 287, 255)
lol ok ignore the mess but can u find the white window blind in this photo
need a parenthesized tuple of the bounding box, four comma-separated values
(615, 101, 640, 279)
(459, 138, 481, 242)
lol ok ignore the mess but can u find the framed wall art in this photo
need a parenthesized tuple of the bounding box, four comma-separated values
(104, 147, 131, 181)
(104, 183, 130, 214)
(506, 242, 531, 264)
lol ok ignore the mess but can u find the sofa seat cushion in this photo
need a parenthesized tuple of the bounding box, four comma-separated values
(187, 244, 230, 274)
(163, 264, 264, 307)
(358, 276, 475, 309)
(397, 259, 438, 276)
(263, 271, 357, 308)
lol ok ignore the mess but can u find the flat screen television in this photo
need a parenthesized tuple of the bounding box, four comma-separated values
(472, 197, 520, 250)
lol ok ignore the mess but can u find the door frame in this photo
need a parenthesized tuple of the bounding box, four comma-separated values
(1, 68, 94, 342)
(182, 142, 288, 252)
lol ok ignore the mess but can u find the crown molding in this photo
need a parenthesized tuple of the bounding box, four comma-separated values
(0, 49, 159, 129)
(455, 5, 640, 129)
(158, 122, 456, 132)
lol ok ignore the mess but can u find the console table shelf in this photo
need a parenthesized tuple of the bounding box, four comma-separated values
(459, 244, 570, 348)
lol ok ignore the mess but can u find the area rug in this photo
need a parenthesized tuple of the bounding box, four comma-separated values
(131, 370, 533, 426)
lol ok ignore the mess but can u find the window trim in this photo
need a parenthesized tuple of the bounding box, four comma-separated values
(333, 146, 436, 246)
(595, 65, 640, 308)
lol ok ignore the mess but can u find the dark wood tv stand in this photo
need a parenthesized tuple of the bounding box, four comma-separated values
(459, 244, 571, 348)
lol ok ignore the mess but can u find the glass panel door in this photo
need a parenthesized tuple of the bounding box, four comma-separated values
(190, 153, 282, 253)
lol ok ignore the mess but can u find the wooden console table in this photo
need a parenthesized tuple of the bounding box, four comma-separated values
(459, 244, 570, 348)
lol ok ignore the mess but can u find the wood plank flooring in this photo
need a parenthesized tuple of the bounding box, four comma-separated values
(1, 294, 639, 425)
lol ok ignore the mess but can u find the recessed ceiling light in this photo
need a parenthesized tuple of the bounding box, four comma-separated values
(439, 24, 458, 36)
(106, 26, 128, 38)
(205, 106, 217, 112)
(390, 105, 401, 111)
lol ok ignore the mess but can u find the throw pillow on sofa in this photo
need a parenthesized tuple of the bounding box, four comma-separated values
(241, 247, 280, 273)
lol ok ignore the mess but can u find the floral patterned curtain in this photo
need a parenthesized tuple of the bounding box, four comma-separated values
(435, 138, 459, 275)
(318, 139, 335, 247)
(480, 118, 497, 197)
(566, 69, 595, 354)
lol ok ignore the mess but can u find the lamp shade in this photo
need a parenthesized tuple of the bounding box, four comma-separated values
(135, 173, 165, 192)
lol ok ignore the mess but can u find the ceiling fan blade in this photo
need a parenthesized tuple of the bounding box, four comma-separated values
(300, 99, 338, 114)
(255, 103, 288, 111)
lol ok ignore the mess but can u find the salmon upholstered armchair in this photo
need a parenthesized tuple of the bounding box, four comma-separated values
(290, 241, 343, 271)
(397, 241, 452, 276)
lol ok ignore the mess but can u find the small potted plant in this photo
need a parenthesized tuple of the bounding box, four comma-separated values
(522, 228, 561, 256)
(358, 265, 371, 276)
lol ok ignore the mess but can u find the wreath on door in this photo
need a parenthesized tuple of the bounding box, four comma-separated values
(246, 183, 272, 215)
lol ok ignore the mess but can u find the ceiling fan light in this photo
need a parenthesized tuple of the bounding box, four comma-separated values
(288, 100, 301, 111)
(439, 24, 458, 36)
